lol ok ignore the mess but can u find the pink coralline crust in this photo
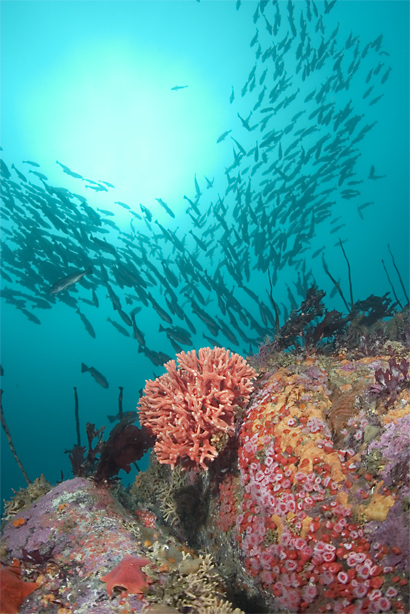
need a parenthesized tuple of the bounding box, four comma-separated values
(138, 347, 256, 470)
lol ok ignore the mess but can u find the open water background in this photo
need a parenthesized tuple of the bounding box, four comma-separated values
(0, 1, 409, 513)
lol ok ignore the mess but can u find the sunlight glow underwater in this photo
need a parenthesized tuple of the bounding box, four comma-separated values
(18, 40, 225, 220)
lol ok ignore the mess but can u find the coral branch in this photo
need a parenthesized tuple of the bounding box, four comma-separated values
(138, 348, 255, 470)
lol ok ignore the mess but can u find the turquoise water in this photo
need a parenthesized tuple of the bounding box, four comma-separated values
(0, 1, 409, 511)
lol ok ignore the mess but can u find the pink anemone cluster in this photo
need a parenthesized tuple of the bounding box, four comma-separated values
(213, 363, 409, 613)
(137, 347, 256, 470)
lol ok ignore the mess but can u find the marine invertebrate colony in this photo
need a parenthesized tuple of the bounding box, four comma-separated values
(209, 354, 410, 613)
(138, 347, 256, 470)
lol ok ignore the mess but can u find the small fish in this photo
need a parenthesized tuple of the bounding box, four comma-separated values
(362, 86, 374, 100)
(49, 265, 93, 294)
(155, 198, 175, 218)
(358, 201, 374, 212)
(312, 247, 325, 258)
(130, 309, 145, 345)
(330, 224, 346, 234)
(21, 309, 41, 325)
(115, 201, 131, 210)
(92, 289, 99, 308)
(189, 230, 208, 252)
(368, 94, 384, 107)
(11, 164, 27, 182)
(85, 183, 107, 192)
(381, 67, 392, 84)
(91, 235, 117, 256)
(56, 161, 83, 179)
(0, 159, 11, 178)
(231, 137, 246, 155)
(29, 170, 48, 180)
(81, 363, 109, 388)
(217, 130, 232, 143)
(162, 261, 179, 287)
(148, 294, 173, 324)
(97, 207, 115, 216)
(184, 312, 197, 335)
(116, 308, 132, 327)
(76, 308, 96, 338)
(0, 364, 3, 376)
(159, 324, 192, 346)
(183, 195, 200, 216)
(171, 85, 188, 90)
(107, 317, 130, 337)
(168, 337, 183, 353)
(140, 204, 153, 221)
(250, 28, 258, 47)
(22, 160, 40, 167)
(138, 345, 172, 366)
(368, 166, 386, 180)
(107, 410, 138, 424)
(194, 174, 202, 197)
(106, 283, 122, 312)
(202, 334, 223, 348)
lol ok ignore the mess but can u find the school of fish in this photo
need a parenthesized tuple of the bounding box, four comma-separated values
(0, 0, 391, 387)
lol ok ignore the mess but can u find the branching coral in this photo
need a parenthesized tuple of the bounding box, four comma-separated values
(138, 348, 255, 470)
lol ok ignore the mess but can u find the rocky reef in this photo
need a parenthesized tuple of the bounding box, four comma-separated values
(132, 347, 410, 614)
(1, 339, 409, 613)
(1, 477, 242, 613)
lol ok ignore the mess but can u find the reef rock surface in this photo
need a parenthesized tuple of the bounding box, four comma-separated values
(203, 351, 410, 613)
(1, 477, 242, 614)
(1, 351, 409, 614)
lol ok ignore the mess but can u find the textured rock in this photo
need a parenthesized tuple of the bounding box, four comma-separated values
(1, 478, 151, 613)
(207, 353, 410, 613)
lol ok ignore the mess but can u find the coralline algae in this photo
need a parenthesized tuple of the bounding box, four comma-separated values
(1, 478, 151, 613)
(1, 477, 242, 613)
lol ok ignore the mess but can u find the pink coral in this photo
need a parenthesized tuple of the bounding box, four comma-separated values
(138, 347, 255, 470)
